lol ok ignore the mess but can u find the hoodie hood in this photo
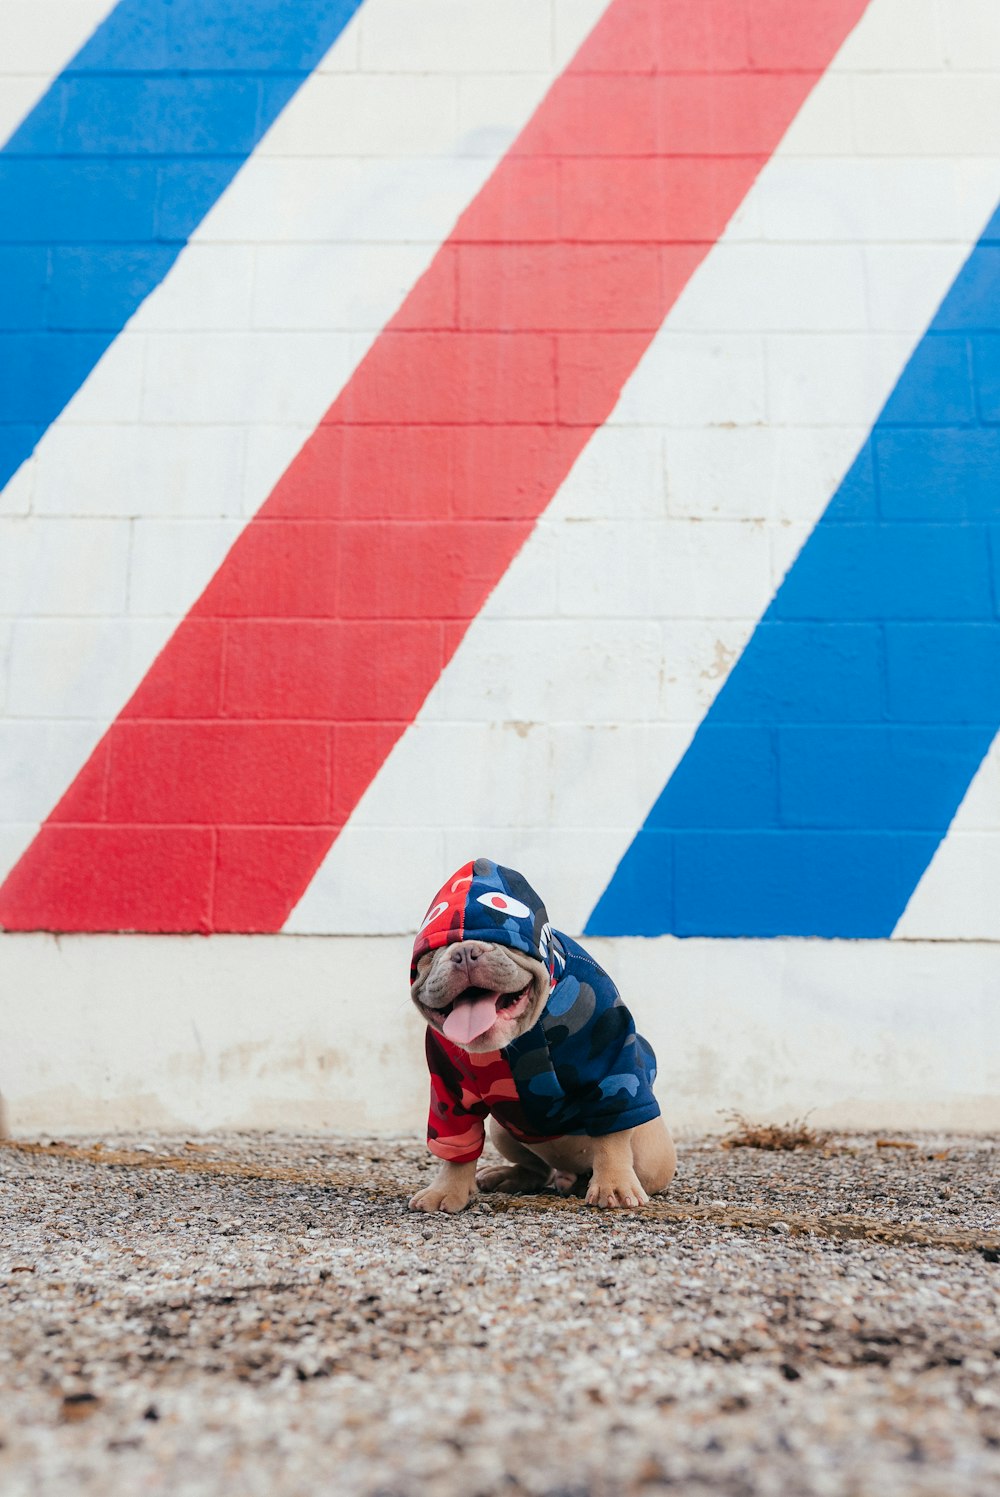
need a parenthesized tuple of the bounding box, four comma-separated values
(411, 858, 558, 985)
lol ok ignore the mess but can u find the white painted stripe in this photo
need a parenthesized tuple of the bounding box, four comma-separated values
(893, 733, 1000, 940)
(0, 0, 607, 884)
(0, 0, 116, 147)
(288, 0, 1000, 935)
(2, 932, 998, 1134)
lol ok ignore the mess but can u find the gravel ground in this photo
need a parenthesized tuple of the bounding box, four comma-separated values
(1, 1132, 998, 1497)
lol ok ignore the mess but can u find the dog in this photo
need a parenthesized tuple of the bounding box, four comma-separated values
(407, 858, 676, 1213)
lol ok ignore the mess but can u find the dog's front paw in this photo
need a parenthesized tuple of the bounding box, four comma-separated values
(585, 1168, 649, 1210)
(408, 1161, 477, 1214)
(408, 1182, 474, 1213)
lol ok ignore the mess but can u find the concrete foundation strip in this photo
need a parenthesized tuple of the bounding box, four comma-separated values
(3, 1140, 997, 1258)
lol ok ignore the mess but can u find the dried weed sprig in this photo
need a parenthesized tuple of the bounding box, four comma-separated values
(719, 1111, 830, 1152)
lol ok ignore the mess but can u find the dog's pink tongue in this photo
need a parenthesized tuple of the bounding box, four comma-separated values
(443, 994, 499, 1044)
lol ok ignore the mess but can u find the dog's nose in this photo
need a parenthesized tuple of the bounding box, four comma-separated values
(449, 943, 484, 968)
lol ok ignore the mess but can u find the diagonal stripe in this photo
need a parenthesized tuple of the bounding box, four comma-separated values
(288, 0, 999, 938)
(0, 0, 871, 934)
(588, 201, 1000, 939)
(0, 0, 366, 494)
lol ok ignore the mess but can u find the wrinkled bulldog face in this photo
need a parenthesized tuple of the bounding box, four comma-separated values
(411, 940, 550, 1053)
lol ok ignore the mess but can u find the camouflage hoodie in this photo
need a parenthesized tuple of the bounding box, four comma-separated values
(413, 858, 660, 1163)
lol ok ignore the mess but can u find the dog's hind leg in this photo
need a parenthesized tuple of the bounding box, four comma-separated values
(476, 1117, 557, 1195)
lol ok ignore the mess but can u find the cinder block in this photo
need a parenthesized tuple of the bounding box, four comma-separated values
(765, 331, 915, 425)
(653, 724, 778, 828)
(33, 423, 246, 519)
(881, 333, 976, 426)
(0, 248, 47, 330)
(330, 721, 403, 822)
(6, 616, 169, 720)
(454, 159, 560, 243)
(973, 334, 1000, 422)
(554, 519, 770, 620)
(456, 73, 557, 159)
(457, 244, 663, 333)
(865, 245, 983, 334)
(875, 428, 1000, 520)
(749, 159, 978, 244)
(615, 333, 767, 427)
(712, 621, 885, 723)
(0, 824, 215, 933)
(105, 720, 330, 824)
(140, 330, 360, 423)
(656, 620, 753, 723)
(259, 75, 459, 157)
(777, 74, 856, 156)
(213, 827, 335, 932)
(778, 725, 994, 830)
(133, 244, 254, 332)
(545, 723, 692, 830)
(772, 522, 994, 620)
(154, 158, 240, 243)
(513, 76, 657, 157)
(120, 619, 226, 720)
(422, 619, 663, 725)
(283, 824, 446, 934)
(558, 155, 756, 244)
(334, 331, 557, 425)
(829, 0, 944, 71)
(748, 0, 869, 68)
(359, 720, 553, 829)
(671, 829, 916, 937)
(60, 327, 145, 423)
(359, 0, 553, 72)
(895, 831, 1000, 940)
(567, 0, 750, 74)
(0, 331, 111, 423)
(0, 516, 130, 617)
(884, 623, 1000, 725)
(658, 73, 818, 155)
(942, 2, 1000, 68)
(934, 245, 1000, 334)
(854, 74, 1000, 155)
(222, 619, 445, 721)
(664, 426, 863, 523)
(669, 243, 868, 333)
(584, 828, 674, 938)
(0, 0, 115, 74)
(45, 245, 176, 331)
(252, 243, 435, 331)
(36, 75, 263, 157)
(553, 0, 610, 67)
(553, 425, 664, 521)
(0, 719, 105, 823)
(129, 518, 242, 617)
(336, 519, 528, 620)
(0, 159, 158, 243)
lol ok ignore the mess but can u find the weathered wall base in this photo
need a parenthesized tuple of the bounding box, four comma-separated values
(2, 934, 997, 1136)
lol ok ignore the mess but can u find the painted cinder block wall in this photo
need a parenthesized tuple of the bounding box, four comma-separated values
(1, 0, 998, 1135)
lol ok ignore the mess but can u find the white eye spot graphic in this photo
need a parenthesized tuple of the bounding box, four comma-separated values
(477, 892, 530, 919)
(418, 900, 448, 933)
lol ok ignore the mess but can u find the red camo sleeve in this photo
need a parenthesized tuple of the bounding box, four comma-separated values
(425, 1028, 487, 1163)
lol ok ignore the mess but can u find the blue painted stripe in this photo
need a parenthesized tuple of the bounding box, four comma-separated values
(588, 203, 1000, 939)
(0, 0, 365, 493)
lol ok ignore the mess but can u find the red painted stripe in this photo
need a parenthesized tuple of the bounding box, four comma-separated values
(0, 0, 870, 933)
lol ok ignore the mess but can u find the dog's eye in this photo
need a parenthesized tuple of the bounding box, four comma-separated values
(476, 892, 530, 919)
(418, 900, 448, 933)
